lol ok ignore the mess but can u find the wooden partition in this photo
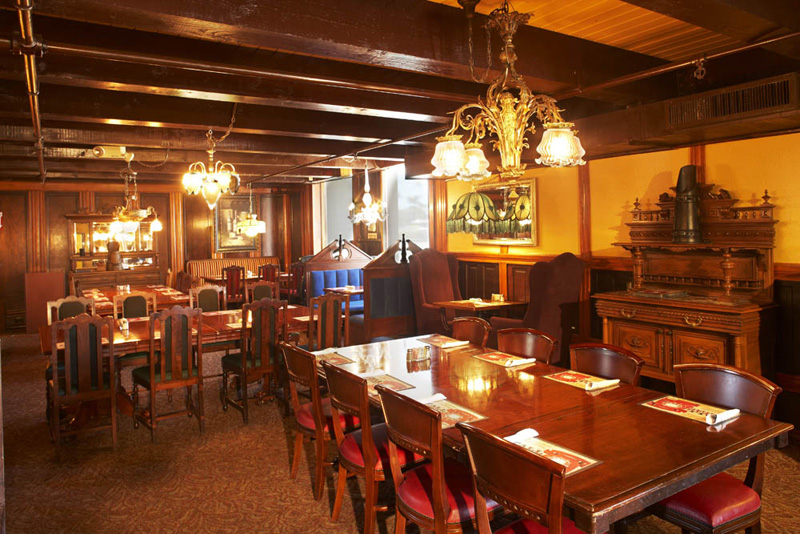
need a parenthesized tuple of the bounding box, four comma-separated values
(358, 238, 423, 342)
(303, 238, 372, 305)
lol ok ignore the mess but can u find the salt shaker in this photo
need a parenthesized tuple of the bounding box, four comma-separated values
(120, 318, 129, 337)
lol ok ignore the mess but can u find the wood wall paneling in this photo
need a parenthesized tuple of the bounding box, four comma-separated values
(45, 192, 78, 292)
(140, 193, 170, 281)
(292, 191, 307, 261)
(184, 193, 214, 262)
(94, 193, 125, 213)
(0, 192, 28, 331)
(169, 192, 185, 274)
(458, 261, 500, 300)
(26, 191, 47, 273)
(260, 194, 287, 268)
(589, 269, 633, 339)
(507, 264, 531, 302)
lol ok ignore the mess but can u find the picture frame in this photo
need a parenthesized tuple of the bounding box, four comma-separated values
(472, 178, 537, 246)
(214, 194, 258, 252)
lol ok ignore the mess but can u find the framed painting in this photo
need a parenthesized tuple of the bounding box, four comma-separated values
(214, 194, 258, 252)
(472, 178, 537, 246)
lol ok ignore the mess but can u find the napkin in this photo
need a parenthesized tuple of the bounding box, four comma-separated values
(505, 357, 536, 367)
(706, 408, 740, 425)
(505, 428, 539, 444)
(417, 393, 447, 405)
(585, 378, 619, 391)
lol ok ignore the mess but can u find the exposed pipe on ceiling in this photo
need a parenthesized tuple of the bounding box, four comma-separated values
(12, 0, 46, 183)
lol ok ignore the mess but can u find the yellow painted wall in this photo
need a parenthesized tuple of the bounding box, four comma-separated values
(589, 148, 690, 256)
(446, 166, 580, 256)
(706, 134, 800, 263)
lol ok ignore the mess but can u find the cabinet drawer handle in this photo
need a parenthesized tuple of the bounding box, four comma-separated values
(620, 309, 636, 319)
(686, 344, 716, 361)
(627, 336, 646, 349)
(684, 315, 703, 327)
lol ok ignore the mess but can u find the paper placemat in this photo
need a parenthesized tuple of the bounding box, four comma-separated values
(363, 373, 414, 397)
(416, 394, 486, 429)
(419, 334, 469, 349)
(473, 351, 536, 368)
(642, 396, 741, 425)
(505, 429, 600, 476)
(315, 351, 353, 366)
(545, 371, 620, 391)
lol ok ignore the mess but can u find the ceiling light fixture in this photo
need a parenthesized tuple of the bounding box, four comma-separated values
(110, 162, 162, 237)
(182, 104, 241, 210)
(348, 162, 387, 227)
(235, 183, 267, 238)
(431, 1, 585, 181)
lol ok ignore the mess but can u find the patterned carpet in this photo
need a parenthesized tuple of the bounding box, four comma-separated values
(1, 333, 798, 533)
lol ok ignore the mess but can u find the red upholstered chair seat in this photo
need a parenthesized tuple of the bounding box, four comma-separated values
(496, 517, 589, 534)
(339, 423, 423, 471)
(397, 459, 500, 524)
(658, 472, 761, 527)
(296, 397, 359, 433)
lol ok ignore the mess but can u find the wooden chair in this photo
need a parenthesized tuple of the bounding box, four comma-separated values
(457, 422, 577, 534)
(259, 263, 279, 283)
(281, 342, 359, 500)
(323, 362, 423, 534)
(221, 298, 287, 423)
(165, 267, 174, 289)
(282, 261, 305, 304)
(452, 316, 491, 347)
(646, 364, 782, 534)
(176, 271, 194, 293)
(112, 290, 157, 319)
(496, 327, 557, 364)
(47, 296, 95, 325)
(375, 385, 500, 534)
(189, 284, 227, 312)
(246, 280, 279, 303)
(49, 314, 117, 460)
(570, 343, 645, 386)
(222, 265, 246, 307)
(132, 306, 204, 442)
(309, 293, 350, 351)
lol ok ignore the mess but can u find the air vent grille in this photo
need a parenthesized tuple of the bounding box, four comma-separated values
(668, 75, 796, 129)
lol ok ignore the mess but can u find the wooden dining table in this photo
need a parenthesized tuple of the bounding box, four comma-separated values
(433, 298, 526, 319)
(81, 284, 190, 315)
(314, 336, 793, 534)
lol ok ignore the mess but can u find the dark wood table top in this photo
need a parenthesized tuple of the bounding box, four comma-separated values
(432, 298, 527, 312)
(315, 336, 793, 534)
(324, 285, 364, 296)
(82, 285, 190, 315)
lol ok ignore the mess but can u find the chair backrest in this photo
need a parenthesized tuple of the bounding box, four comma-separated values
(570, 343, 645, 386)
(47, 296, 96, 325)
(452, 316, 491, 347)
(189, 285, 227, 312)
(376, 385, 448, 527)
(457, 422, 568, 534)
(674, 363, 782, 495)
(497, 328, 557, 364)
(322, 362, 376, 464)
(259, 263, 279, 283)
(409, 249, 462, 333)
(112, 291, 157, 319)
(51, 313, 116, 399)
(288, 261, 304, 295)
(280, 341, 325, 431)
(246, 281, 279, 303)
(309, 293, 350, 350)
(533, 253, 585, 364)
(240, 298, 287, 373)
(148, 306, 203, 385)
(222, 265, 245, 299)
(522, 261, 553, 324)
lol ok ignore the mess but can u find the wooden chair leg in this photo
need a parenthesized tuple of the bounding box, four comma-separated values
(110, 391, 118, 451)
(748, 523, 762, 534)
(132, 384, 140, 429)
(149, 388, 157, 444)
(240, 371, 249, 424)
(290, 433, 303, 479)
(313, 437, 326, 500)
(394, 511, 406, 534)
(364, 477, 378, 534)
(220, 370, 229, 412)
(197, 382, 205, 434)
(52, 394, 61, 461)
(331, 464, 347, 521)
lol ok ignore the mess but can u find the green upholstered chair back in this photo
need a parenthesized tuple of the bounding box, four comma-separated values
(190, 285, 226, 312)
(247, 281, 278, 302)
(51, 313, 115, 396)
(149, 306, 202, 383)
(241, 297, 287, 371)
(48, 296, 95, 325)
(113, 291, 157, 319)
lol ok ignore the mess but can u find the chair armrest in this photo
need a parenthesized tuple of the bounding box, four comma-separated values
(440, 307, 452, 334)
(286, 332, 300, 345)
(490, 316, 524, 331)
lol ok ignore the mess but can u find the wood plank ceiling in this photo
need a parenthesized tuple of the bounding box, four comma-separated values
(1, 0, 799, 187)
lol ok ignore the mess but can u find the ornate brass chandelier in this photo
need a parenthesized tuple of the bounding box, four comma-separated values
(235, 183, 267, 238)
(431, 1, 585, 181)
(110, 162, 162, 237)
(182, 105, 241, 210)
(348, 165, 387, 227)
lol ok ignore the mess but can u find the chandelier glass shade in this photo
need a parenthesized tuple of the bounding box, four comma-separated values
(348, 167, 387, 227)
(110, 165, 162, 240)
(235, 184, 267, 238)
(446, 188, 532, 235)
(432, 1, 586, 181)
(183, 129, 241, 210)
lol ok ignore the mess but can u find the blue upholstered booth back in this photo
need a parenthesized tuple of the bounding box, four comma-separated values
(309, 269, 364, 313)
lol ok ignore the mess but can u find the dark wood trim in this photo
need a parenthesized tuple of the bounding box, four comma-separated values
(430, 180, 447, 252)
(26, 190, 46, 273)
(776, 373, 800, 394)
(578, 164, 591, 258)
(169, 192, 185, 274)
(775, 263, 800, 281)
(300, 185, 314, 258)
(78, 191, 94, 212)
(0, 180, 182, 193)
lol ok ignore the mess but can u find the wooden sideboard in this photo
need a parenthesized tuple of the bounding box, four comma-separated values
(594, 181, 776, 381)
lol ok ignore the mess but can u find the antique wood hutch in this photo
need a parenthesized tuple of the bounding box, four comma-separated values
(594, 184, 776, 381)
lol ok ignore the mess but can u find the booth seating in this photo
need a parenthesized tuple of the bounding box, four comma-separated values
(308, 269, 364, 314)
(186, 257, 280, 281)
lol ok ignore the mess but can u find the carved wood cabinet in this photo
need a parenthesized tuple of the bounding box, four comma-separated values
(594, 184, 776, 381)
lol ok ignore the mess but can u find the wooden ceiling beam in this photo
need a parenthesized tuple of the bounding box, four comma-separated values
(17, 0, 669, 95)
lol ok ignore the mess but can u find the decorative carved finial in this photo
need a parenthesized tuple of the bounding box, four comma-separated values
(761, 189, 771, 205)
(633, 197, 641, 211)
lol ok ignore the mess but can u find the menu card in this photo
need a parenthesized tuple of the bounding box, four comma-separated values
(419, 334, 469, 349)
(545, 371, 620, 391)
(314, 348, 354, 366)
(505, 428, 600, 476)
(473, 351, 536, 368)
(359, 371, 414, 397)
(642, 396, 741, 425)
(417, 394, 486, 429)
